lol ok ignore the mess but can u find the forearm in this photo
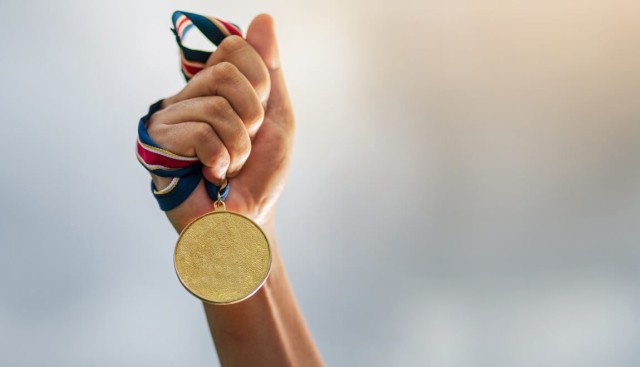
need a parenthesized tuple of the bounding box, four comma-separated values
(203, 223, 323, 366)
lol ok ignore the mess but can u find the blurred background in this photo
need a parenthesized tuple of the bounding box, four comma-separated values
(1, 0, 639, 366)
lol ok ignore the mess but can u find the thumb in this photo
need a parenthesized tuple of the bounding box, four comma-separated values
(246, 14, 292, 120)
(246, 13, 280, 71)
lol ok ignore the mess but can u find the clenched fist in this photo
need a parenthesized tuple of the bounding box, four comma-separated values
(146, 14, 294, 232)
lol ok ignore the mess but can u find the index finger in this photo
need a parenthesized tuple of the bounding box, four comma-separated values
(204, 36, 271, 105)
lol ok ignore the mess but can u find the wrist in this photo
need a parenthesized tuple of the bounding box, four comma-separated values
(256, 209, 277, 240)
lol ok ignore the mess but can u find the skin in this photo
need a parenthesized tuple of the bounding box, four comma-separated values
(146, 14, 324, 367)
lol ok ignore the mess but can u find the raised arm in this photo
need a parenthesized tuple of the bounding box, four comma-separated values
(145, 13, 323, 366)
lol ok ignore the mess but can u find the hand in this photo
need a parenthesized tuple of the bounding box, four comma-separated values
(146, 14, 294, 232)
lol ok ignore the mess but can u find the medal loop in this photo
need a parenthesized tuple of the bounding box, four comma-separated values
(213, 180, 227, 211)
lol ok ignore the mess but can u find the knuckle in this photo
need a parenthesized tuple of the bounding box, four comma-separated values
(206, 144, 230, 169)
(253, 70, 270, 100)
(218, 35, 247, 55)
(246, 105, 265, 130)
(146, 113, 160, 131)
(195, 123, 215, 143)
(227, 129, 251, 160)
(212, 61, 241, 84)
(145, 111, 168, 137)
(204, 97, 233, 118)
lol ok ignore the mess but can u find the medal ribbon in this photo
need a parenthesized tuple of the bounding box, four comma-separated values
(136, 11, 241, 211)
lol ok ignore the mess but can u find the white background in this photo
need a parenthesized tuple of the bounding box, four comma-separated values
(1, 0, 639, 366)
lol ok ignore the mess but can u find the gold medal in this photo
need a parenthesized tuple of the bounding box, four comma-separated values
(174, 189, 271, 305)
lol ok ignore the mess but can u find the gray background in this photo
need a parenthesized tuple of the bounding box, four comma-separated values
(1, 0, 639, 366)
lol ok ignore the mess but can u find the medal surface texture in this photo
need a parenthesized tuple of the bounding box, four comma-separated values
(174, 210, 271, 305)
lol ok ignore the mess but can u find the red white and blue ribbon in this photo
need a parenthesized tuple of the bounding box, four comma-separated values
(136, 11, 241, 210)
(171, 11, 242, 81)
(136, 136, 199, 177)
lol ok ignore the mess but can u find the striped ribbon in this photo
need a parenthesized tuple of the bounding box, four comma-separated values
(172, 11, 242, 81)
(136, 11, 241, 211)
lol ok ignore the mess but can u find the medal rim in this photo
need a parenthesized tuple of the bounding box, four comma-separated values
(173, 210, 272, 306)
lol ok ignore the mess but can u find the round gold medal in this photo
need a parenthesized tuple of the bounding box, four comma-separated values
(174, 208, 271, 305)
